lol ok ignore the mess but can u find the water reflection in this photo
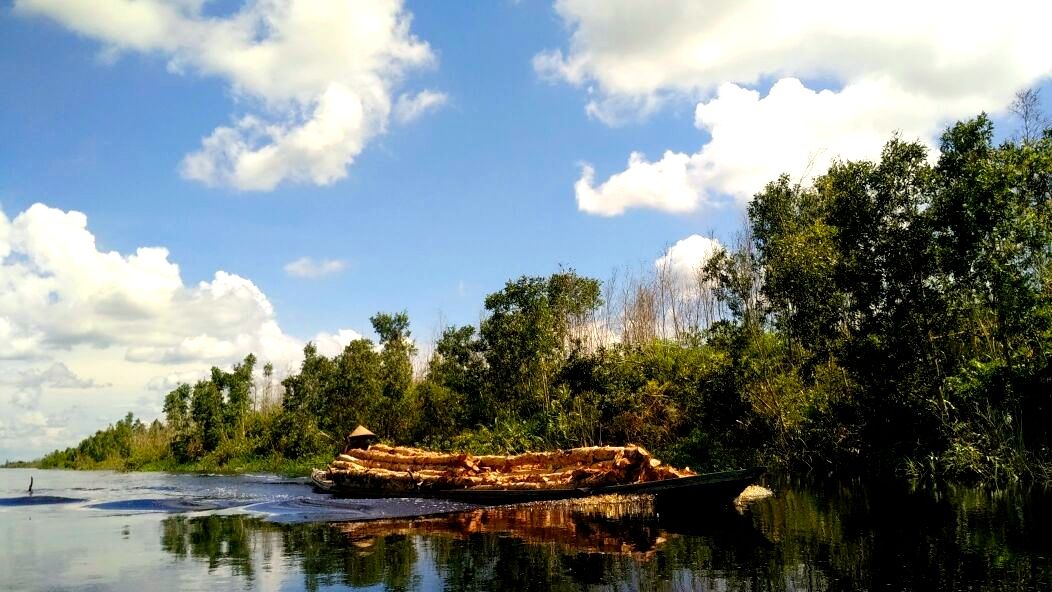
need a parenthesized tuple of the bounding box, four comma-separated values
(153, 478, 1052, 591)
(332, 497, 670, 559)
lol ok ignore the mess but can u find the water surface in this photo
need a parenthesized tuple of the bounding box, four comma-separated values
(1, 468, 1050, 590)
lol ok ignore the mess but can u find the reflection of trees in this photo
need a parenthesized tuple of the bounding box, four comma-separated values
(746, 477, 1052, 591)
(161, 515, 257, 580)
(280, 525, 419, 592)
(162, 516, 419, 592)
(158, 483, 1052, 591)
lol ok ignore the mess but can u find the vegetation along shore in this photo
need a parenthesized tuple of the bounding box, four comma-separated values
(11, 114, 1051, 485)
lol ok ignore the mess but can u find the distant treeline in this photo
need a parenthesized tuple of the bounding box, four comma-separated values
(33, 113, 1052, 483)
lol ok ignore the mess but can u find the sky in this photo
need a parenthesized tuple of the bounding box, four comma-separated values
(2, 0, 1051, 461)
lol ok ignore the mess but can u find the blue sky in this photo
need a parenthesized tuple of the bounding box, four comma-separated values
(2, 0, 1050, 459)
(0, 1, 727, 342)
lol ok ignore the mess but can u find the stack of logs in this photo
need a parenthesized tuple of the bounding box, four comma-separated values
(324, 444, 696, 492)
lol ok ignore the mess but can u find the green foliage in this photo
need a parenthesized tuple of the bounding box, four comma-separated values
(410, 380, 465, 446)
(38, 413, 166, 470)
(480, 270, 601, 417)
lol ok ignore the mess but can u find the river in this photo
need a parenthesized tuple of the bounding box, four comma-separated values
(1, 468, 1050, 590)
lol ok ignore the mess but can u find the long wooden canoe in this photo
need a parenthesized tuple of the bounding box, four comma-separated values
(311, 466, 764, 506)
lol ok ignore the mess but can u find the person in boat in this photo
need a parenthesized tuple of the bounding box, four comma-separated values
(342, 425, 377, 454)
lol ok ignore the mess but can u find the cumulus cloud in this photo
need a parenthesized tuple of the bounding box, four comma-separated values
(126, 334, 240, 363)
(7, 362, 106, 390)
(15, 0, 442, 191)
(655, 234, 722, 281)
(146, 369, 210, 393)
(4, 362, 106, 410)
(284, 257, 348, 279)
(312, 328, 365, 357)
(577, 77, 975, 213)
(0, 410, 69, 447)
(542, 0, 1052, 212)
(0, 202, 359, 459)
(0, 203, 297, 360)
(576, 151, 703, 216)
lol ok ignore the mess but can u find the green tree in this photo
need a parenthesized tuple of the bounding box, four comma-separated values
(191, 378, 224, 452)
(749, 175, 844, 361)
(371, 312, 416, 401)
(163, 383, 192, 434)
(480, 271, 602, 417)
(225, 353, 256, 438)
(331, 338, 384, 437)
(428, 324, 487, 424)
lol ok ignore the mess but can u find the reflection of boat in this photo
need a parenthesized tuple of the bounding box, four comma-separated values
(331, 497, 670, 559)
(311, 431, 763, 505)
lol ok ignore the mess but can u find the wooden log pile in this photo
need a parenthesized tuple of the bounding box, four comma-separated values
(323, 443, 696, 492)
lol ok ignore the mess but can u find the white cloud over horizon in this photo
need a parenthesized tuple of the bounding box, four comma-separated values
(0, 202, 362, 460)
(655, 234, 722, 282)
(541, 0, 1052, 214)
(312, 328, 366, 357)
(15, 0, 444, 191)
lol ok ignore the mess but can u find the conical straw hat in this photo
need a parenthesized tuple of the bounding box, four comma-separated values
(348, 425, 376, 439)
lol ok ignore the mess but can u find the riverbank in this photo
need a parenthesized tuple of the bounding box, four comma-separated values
(4, 452, 333, 478)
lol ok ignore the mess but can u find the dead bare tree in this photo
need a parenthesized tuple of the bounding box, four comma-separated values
(1010, 88, 1048, 145)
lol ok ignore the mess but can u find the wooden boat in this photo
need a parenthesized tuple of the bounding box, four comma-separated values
(310, 438, 763, 505)
(312, 467, 763, 505)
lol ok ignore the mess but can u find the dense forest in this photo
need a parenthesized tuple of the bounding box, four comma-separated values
(27, 111, 1052, 484)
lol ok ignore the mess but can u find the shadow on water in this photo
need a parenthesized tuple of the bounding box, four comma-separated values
(88, 498, 250, 513)
(154, 476, 1052, 591)
(0, 495, 86, 506)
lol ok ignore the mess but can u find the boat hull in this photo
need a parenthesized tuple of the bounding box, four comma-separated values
(312, 467, 764, 506)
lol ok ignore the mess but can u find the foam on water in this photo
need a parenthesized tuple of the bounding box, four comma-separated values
(247, 496, 476, 523)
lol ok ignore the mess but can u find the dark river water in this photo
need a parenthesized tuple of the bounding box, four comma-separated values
(1, 468, 1051, 591)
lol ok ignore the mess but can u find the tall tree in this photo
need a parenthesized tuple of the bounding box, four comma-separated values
(225, 353, 256, 438)
(163, 383, 192, 435)
(428, 324, 487, 425)
(480, 271, 601, 417)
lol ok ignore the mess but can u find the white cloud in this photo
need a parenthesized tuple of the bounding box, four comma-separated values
(0, 201, 305, 364)
(16, 0, 442, 191)
(126, 334, 240, 363)
(576, 77, 975, 212)
(0, 411, 68, 446)
(3, 362, 106, 410)
(146, 369, 209, 393)
(284, 256, 348, 279)
(576, 151, 703, 216)
(394, 90, 449, 124)
(7, 362, 106, 390)
(655, 234, 722, 281)
(0, 204, 293, 360)
(543, 0, 1052, 212)
(312, 328, 365, 357)
(0, 202, 360, 459)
